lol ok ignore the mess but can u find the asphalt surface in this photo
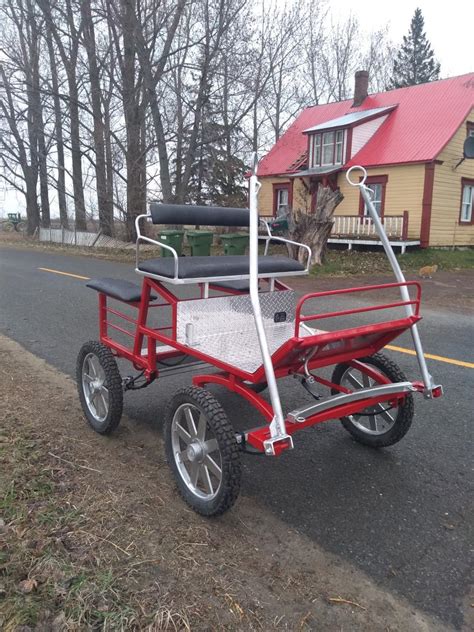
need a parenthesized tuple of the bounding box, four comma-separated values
(0, 246, 472, 628)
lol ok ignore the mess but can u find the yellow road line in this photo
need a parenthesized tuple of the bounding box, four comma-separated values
(385, 344, 474, 369)
(38, 267, 90, 281)
(37, 266, 473, 369)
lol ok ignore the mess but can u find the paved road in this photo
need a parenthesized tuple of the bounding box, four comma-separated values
(0, 246, 472, 628)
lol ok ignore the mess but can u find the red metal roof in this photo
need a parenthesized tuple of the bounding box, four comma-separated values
(258, 73, 474, 176)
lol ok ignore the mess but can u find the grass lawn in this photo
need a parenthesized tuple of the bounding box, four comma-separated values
(312, 247, 474, 276)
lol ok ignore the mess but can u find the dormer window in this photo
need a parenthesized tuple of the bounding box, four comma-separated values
(309, 130, 344, 168)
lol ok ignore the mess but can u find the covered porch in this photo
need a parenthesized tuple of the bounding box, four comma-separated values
(288, 169, 420, 254)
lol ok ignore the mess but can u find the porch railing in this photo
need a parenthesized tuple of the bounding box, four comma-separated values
(331, 211, 408, 240)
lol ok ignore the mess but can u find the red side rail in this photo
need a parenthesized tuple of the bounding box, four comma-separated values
(295, 281, 421, 333)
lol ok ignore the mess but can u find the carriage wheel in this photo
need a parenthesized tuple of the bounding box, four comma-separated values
(164, 386, 241, 516)
(331, 352, 414, 447)
(76, 341, 123, 434)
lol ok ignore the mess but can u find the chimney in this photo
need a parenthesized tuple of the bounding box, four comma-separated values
(352, 70, 369, 107)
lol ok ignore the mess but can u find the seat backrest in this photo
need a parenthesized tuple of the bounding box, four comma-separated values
(150, 202, 250, 227)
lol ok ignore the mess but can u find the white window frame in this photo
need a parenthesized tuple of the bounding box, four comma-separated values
(363, 183, 383, 216)
(335, 130, 344, 164)
(309, 134, 322, 167)
(460, 182, 473, 223)
(276, 187, 289, 216)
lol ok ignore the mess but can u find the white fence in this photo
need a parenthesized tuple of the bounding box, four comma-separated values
(331, 214, 407, 239)
(38, 227, 130, 248)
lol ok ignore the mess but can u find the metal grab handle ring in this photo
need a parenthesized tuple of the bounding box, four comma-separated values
(346, 165, 367, 187)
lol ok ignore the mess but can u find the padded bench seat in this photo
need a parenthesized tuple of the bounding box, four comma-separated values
(86, 278, 156, 303)
(138, 255, 305, 280)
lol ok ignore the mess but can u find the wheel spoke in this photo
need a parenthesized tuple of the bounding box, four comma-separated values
(196, 413, 207, 441)
(189, 461, 199, 487)
(204, 438, 218, 453)
(368, 415, 377, 431)
(89, 356, 100, 378)
(91, 391, 103, 417)
(99, 392, 108, 415)
(83, 373, 94, 384)
(375, 405, 394, 424)
(175, 422, 192, 444)
(204, 454, 222, 480)
(184, 406, 198, 438)
(346, 372, 364, 389)
(97, 393, 108, 418)
(200, 465, 214, 494)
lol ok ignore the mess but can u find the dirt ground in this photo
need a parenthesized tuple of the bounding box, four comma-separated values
(0, 335, 453, 631)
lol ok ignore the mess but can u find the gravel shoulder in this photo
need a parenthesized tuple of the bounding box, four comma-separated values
(0, 334, 453, 631)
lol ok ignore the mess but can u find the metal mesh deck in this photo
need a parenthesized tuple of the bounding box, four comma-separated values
(176, 291, 312, 373)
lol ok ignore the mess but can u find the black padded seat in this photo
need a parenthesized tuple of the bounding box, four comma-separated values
(138, 255, 305, 279)
(86, 278, 157, 302)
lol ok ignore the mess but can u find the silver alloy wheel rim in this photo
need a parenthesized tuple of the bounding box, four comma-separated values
(340, 366, 398, 435)
(82, 353, 110, 422)
(171, 403, 222, 500)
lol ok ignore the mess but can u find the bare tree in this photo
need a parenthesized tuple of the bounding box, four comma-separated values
(81, 0, 113, 235)
(38, 0, 87, 230)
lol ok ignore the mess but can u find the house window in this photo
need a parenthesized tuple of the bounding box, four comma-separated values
(359, 175, 388, 217)
(467, 122, 474, 137)
(273, 183, 291, 217)
(312, 135, 321, 166)
(322, 132, 335, 165)
(335, 130, 344, 163)
(310, 130, 344, 167)
(460, 179, 474, 223)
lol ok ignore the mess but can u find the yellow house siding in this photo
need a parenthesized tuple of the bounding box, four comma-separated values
(335, 164, 425, 240)
(258, 177, 309, 216)
(430, 109, 474, 246)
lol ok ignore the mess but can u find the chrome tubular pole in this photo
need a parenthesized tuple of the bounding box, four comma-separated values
(249, 154, 293, 453)
(346, 166, 440, 398)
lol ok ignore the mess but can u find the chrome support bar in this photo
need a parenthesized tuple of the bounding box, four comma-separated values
(346, 166, 441, 399)
(287, 381, 417, 423)
(249, 154, 293, 455)
(135, 213, 180, 279)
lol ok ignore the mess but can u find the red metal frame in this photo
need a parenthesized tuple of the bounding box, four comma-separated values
(94, 278, 426, 455)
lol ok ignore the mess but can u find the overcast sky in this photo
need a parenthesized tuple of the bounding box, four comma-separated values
(326, 0, 473, 77)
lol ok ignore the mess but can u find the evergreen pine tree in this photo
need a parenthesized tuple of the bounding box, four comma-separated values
(389, 8, 440, 89)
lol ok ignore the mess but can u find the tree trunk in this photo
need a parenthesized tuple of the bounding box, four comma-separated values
(25, 168, 40, 235)
(121, 0, 144, 241)
(46, 35, 68, 228)
(284, 186, 343, 265)
(68, 73, 87, 231)
(29, 7, 50, 229)
(103, 95, 114, 228)
(82, 0, 113, 235)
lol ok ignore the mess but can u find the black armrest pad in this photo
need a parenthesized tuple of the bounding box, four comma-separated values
(86, 278, 156, 302)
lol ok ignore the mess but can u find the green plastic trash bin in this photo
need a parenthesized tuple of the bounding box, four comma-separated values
(186, 230, 214, 256)
(220, 233, 249, 255)
(268, 216, 288, 235)
(158, 229, 184, 257)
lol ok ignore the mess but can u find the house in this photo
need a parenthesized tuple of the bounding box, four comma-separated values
(257, 72, 474, 251)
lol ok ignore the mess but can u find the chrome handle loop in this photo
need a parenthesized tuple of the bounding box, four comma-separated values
(346, 165, 367, 186)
